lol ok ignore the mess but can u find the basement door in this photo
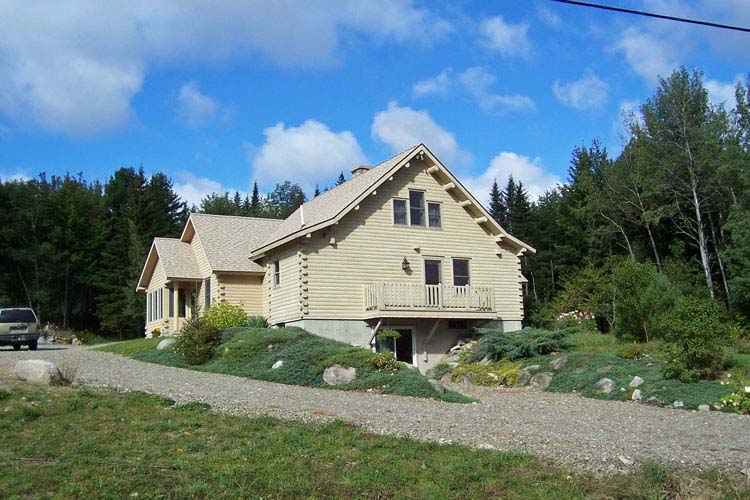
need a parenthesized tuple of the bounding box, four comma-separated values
(394, 328, 415, 365)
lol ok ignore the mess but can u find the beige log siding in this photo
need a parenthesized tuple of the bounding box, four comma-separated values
(301, 164, 523, 321)
(266, 242, 302, 325)
(145, 259, 169, 336)
(217, 274, 264, 316)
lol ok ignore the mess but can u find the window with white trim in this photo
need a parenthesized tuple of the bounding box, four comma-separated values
(273, 260, 281, 287)
(428, 202, 441, 228)
(409, 190, 425, 226)
(453, 258, 470, 286)
(393, 199, 407, 225)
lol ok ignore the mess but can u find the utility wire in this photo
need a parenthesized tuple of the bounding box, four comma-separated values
(549, 0, 750, 33)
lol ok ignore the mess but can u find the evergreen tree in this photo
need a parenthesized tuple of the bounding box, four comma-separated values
(336, 171, 346, 186)
(488, 179, 505, 225)
(314, 184, 321, 197)
(264, 181, 306, 219)
(250, 181, 261, 216)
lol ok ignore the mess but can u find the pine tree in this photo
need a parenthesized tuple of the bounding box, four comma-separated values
(502, 176, 517, 231)
(250, 181, 261, 216)
(336, 171, 346, 186)
(489, 179, 505, 225)
(314, 184, 321, 197)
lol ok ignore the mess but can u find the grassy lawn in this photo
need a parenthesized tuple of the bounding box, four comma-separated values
(0, 382, 746, 499)
(97, 327, 472, 403)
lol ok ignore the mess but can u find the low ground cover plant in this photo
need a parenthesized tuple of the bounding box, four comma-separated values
(469, 327, 573, 362)
(103, 327, 471, 403)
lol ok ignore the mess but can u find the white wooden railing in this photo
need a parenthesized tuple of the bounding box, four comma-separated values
(363, 283, 495, 312)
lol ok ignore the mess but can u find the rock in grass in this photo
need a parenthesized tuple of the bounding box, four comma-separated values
(157, 338, 176, 351)
(524, 364, 541, 372)
(629, 376, 644, 388)
(673, 401, 685, 409)
(322, 365, 356, 386)
(698, 404, 711, 412)
(631, 389, 642, 401)
(428, 379, 445, 394)
(529, 372, 553, 390)
(516, 369, 531, 387)
(15, 360, 61, 384)
(271, 360, 284, 370)
(549, 356, 568, 371)
(594, 378, 615, 394)
(596, 365, 613, 374)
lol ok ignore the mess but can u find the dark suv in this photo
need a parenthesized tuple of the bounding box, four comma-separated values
(0, 308, 40, 350)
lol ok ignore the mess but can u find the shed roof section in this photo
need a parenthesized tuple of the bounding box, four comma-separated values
(186, 214, 284, 273)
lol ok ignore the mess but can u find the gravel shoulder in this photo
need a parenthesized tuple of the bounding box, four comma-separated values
(3, 345, 749, 476)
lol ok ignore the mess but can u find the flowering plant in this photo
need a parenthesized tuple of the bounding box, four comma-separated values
(720, 381, 750, 414)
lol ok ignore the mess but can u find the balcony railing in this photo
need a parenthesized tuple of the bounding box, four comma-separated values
(363, 283, 495, 312)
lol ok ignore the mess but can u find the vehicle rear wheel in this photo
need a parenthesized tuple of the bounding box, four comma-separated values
(28, 340, 38, 351)
(12, 344, 21, 351)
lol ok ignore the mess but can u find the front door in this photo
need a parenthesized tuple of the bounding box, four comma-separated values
(394, 328, 414, 364)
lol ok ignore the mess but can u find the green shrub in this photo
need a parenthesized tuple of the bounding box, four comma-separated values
(470, 327, 573, 362)
(613, 259, 680, 343)
(173, 316, 222, 365)
(370, 352, 399, 371)
(203, 302, 248, 329)
(569, 331, 620, 355)
(661, 297, 737, 382)
(721, 385, 750, 414)
(451, 359, 522, 386)
(617, 342, 647, 359)
(244, 315, 269, 328)
(430, 363, 453, 380)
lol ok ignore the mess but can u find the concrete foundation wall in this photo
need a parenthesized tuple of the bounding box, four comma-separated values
(286, 319, 373, 348)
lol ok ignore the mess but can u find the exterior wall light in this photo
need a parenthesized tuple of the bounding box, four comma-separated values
(401, 257, 410, 271)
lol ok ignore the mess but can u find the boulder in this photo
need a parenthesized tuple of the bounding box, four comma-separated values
(574, 365, 587, 374)
(549, 356, 568, 371)
(156, 338, 176, 351)
(516, 369, 531, 387)
(271, 360, 284, 370)
(596, 365, 613, 374)
(71, 337, 82, 346)
(529, 372, 553, 390)
(673, 401, 685, 409)
(629, 376, 644, 388)
(15, 360, 61, 384)
(462, 374, 474, 385)
(646, 396, 658, 404)
(322, 365, 357, 386)
(428, 379, 445, 394)
(698, 404, 711, 412)
(630, 389, 642, 401)
(479, 356, 493, 365)
(594, 378, 616, 394)
(524, 364, 541, 372)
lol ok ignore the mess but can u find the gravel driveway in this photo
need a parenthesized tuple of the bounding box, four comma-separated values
(3, 345, 749, 476)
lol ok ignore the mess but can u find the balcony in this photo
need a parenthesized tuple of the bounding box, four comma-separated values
(363, 282, 495, 313)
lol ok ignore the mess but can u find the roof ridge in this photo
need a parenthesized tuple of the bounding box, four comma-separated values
(190, 213, 284, 222)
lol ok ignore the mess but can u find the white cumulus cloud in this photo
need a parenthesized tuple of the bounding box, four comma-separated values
(0, 171, 31, 183)
(553, 70, 609, 110)
(412, 69, 452, 98)
(705, 76, 743, 109)
(173, 171, 226, 208)
(371, 101, 469, 167)
(464, 152, 561, 205)
(478, 16, 532, 58)
(615, 27, 679, 85)
(251, 120, 366, 192)
(0, 1, 449, 136)
(176, 81, 222, 128)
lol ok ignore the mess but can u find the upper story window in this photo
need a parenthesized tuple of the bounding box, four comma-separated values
(273, 260, 281, 287)
(393, 199, 407, 225)
(409, 190, 425, 226)
(453, 258, 470, 286)
(428, 202, 441, 228)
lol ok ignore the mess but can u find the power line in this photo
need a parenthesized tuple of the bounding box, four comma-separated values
(549, 0, 750, 33)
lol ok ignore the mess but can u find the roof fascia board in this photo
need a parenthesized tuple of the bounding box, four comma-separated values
(136, 241, 159, 291)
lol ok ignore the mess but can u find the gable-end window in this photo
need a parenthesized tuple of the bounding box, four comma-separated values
(204, 278, 211, 308)
(453, 258, 470, 287)
(393, 199, 407, 225)
(428, 202, 441, 228)
(409, 190, 425, 226)
(273, 260, 281, 287)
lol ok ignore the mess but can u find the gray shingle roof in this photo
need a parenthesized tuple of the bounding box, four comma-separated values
(254, 145, 420, 253)
(189, 214, 284, 272)
(152, 238, 201, 279)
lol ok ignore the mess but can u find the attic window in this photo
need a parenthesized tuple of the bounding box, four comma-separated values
(393, 199, 407, 225)
(428, 202, 441, 228)
(409, 191, 425, 227)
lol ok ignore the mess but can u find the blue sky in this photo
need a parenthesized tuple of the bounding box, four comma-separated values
(1, 1, 748, 206)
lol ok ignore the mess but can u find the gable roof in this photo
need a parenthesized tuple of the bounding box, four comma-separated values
(251, 143, 535, 257)
(183, 213, 284, 273)
(136, 237, 201, 291)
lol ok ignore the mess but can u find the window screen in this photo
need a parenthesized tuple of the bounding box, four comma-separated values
(409, 191, 425, 226)
(428, 202, 441, 228)
(393, 199, 407, 225)
(453, 259, 470, 286)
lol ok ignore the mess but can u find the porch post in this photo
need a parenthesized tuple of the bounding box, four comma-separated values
(172, 281, 178, 333)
